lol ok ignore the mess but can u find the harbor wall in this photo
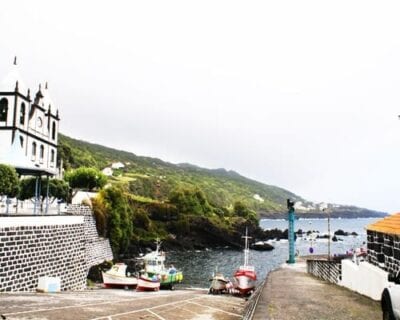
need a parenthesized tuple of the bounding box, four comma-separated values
(306, 259, 341, 284)
(0, 205, 113, 292)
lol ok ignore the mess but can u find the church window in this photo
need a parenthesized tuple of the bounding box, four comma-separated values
(20, 103, 26, 125)
(51, 149, 55, 163)
(39, 145, 44, 159)
(52, 122, 56, 140)
(20, 136, 24, 147)
(0, 98, 8, 122)
(32, 142, 37, 157)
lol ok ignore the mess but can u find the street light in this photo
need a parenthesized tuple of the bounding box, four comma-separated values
(320, 202, 331, 261)
(287, 199, 296, 264)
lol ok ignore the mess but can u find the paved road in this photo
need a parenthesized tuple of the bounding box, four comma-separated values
(252, 262, 381, 320)
(0, 289, 245, 320)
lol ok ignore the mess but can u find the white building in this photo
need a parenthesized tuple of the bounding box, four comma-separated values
(0, 58, 60, 174)
(102, 167, 113, 176)
(111, 162, 125, 169)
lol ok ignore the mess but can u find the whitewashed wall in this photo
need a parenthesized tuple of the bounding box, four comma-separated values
(340, 259, 389, 300)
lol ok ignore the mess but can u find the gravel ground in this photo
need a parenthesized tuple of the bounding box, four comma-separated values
(252, 261, 381, 320)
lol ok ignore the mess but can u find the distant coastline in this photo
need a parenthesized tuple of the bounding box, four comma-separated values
(259, 210, 387, 220)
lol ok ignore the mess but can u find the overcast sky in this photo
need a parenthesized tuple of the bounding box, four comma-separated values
(1, 0, 400, 212)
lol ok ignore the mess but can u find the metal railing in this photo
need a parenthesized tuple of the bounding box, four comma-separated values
(242, 278, 266, 320)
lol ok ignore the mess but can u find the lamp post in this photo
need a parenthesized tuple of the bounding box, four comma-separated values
(321, 203, 331, 261)
(287, 199, 296, 264)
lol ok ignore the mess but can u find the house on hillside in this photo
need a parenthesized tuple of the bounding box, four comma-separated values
(102, 167, 113, 176)
(111, 162, 125, 169)
(367, 213, 400, 276)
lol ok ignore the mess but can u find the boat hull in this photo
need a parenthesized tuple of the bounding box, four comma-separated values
(102, 272, 138, 288)
(210, 279, 227, 291)
(136, 275, 160, 291)
(233, 270, 256, 294)
(159, 272, 183, 288)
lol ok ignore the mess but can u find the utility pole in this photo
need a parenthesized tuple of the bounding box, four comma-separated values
(287, 199, 296, 264)
(321, 203, 331, 261)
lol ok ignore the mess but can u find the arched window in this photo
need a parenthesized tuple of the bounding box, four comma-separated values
(52, 122, 56, 140)
(39, 145, 44, 159)
(20, 103, 26, 125)
(0, 98, 8, 122)
(32, 142, 37, 157)
(51, 149, 55, 163)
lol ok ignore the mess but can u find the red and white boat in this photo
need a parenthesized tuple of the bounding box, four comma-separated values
(233, 229, 257, 295)
(136, 274, 160, 291)
(102, 263, 138, 289)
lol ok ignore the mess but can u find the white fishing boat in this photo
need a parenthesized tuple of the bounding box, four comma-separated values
(233, 228, 257, 295)
(102, 263, 138, 288)
(136, 274, 160, 291)
(139, 239, 183, 290)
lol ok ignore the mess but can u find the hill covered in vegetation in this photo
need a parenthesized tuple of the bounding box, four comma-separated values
(56, 133, 385, 257)
(58, 133, 302, 214)
(58, 133, 386, 219)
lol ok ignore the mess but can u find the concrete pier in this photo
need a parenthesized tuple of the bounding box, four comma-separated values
(252, 260, 381, 320)
(0, 288, 245, 320)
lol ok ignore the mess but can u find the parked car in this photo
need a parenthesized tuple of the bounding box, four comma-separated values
(382, 272, 400, 320)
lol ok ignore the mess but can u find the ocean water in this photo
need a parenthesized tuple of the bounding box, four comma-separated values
(167, 217, 380, 289)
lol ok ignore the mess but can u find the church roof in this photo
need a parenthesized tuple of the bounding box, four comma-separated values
(0, 130, 56, 176)
(0, 58, 28, 95)
(41, 82, 57, 114)
(367, 213, 400, 235)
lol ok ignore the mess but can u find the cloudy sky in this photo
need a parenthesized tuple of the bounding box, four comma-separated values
(1, 0, 400, 212)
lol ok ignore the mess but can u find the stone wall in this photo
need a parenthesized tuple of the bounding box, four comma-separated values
(307, 259, 342, 284)
(0, 205, 113, 292)
(367, 230, 400, 277)
(66, 205, 113, 269)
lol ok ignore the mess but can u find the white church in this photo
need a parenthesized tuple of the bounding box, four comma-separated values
(0, 58, 60, 175)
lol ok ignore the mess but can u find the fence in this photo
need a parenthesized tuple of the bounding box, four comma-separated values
(307, 259, 342, 284)
(242, 278, 266, 320)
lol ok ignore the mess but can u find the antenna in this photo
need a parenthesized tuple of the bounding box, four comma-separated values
(242, 227, 252, 266)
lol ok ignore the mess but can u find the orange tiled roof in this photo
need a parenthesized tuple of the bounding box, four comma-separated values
(367, 213, 400, 235)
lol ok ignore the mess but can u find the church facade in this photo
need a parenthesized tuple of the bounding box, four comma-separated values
(0, 58, 60, 174)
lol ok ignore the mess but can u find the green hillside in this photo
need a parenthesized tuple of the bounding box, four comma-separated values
(58, 133, 302, 214)
(57, 133, 385, 256)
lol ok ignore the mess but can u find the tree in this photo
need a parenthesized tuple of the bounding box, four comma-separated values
(97, 186, 133, 255)
(233, 201, 258, 223)
(0, 164, 19, 197)
(64, 167, 107, 191)
(169, 187, 213, 216)
(19, 178, 69, 210)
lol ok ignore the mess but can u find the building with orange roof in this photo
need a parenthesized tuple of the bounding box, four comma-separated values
(367, 213, 400, 276)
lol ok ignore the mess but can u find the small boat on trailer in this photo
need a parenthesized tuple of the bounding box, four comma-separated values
(209, 271, 232, 294)
(102, 263, 138, 289)
(233, 229, 257, 295)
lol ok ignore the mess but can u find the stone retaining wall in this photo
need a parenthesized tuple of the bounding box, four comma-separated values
(0, 205, 113, 292)
(367, 230, 400, 277)
(66, 205, 113, 269)
(307, 259, 342, 284)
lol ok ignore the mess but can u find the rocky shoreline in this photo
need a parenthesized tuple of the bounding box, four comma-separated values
(259, 210, 387, 219)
